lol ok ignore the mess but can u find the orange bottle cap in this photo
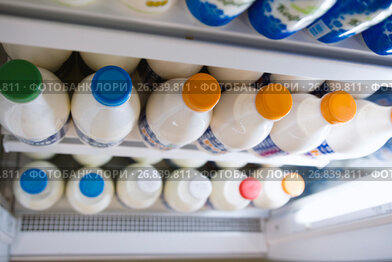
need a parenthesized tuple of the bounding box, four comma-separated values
(256, 84, 293, 120)
(182, 73, 221, 112)
(321, 91, 356, 124)
(282, 173, 305, 197)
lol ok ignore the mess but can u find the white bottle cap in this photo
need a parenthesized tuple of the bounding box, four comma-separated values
(188, 175, 212, 200)
(137, 176, 162, 194)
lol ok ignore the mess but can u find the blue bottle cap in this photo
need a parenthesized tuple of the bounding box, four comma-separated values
(91, 66, 132, 107)
(79, 173, 104, 198)
(20, 169, 48, 195)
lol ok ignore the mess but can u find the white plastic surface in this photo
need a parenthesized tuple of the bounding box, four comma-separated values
(147, 59, 203, 80)
(121, 0, 175, 14)
(80, 51, 141, 73)
(269, 74, 325, 93)
(72, 154, 112, 167)
(207, 66, 263, 85)
(23, 152, 56, 160)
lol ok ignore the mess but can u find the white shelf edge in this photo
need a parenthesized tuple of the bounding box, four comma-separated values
(1, 122, 330, 167)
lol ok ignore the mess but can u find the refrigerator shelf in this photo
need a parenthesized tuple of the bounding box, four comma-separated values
(1, 123, 330, 167)
(0, 0, 391, 80)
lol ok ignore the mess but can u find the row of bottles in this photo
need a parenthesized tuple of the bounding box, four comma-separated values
(50, 0, 392, 55)
(1, 44, 390, 162)
(13, 159, 305, 214)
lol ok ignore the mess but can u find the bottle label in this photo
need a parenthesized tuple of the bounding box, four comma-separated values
(197, 127, 228, 154)
(308, 19, 331, 39)
(252, 135, 288, 158)
(18, 118, 70, 146)
(305, 140, 335, 158)
(74, 124, 123, 148)
(138, 111, 178, 151)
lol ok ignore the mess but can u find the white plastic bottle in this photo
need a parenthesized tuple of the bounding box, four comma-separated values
(326, 80, 381, 99)
(139, 73, 221, 150)
(163, 169, 212, 213)
(80, 52, 141, 73)
(307, 99, 392, 160)
(23, 152, 56, 160)
(252, 91, 357, 157)
(13, 161, 64, 211)
(0, 60, 70, 146)
(2, 43, 72, 72)
(55, 0, 95, 6)
(117, 164, 162, 209)
(214, 160, 248, 169)
(72, 65, 140, 148)
(197, 84, 292, 154)
(253, 169, 305, 209)
(209, 170, 261, 211)
(169, 159, 208, 168)
(145, 59, 203, 82)
(269, 74, 325, 94)
(66, 167, 114, 215)
(121, 0, 175, 14)
(72, 154, 112, 167)
(132, 157, 162, 165)
(207, 66, 263, 86)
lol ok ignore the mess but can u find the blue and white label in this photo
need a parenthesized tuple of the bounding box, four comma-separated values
(307, 0, 392, 43)
(305, 140, 335, 158)
(138, 61, 165, 90)
(138, 111, 179, 151)
(248, 0, 336, 40)
(197, 127, 229, 154)
(363, 16, 392, 55)
(74, 124, 123, 148)
(252, 135, 288, 157)
(18, 118, 70, 146)
(186, 0, 255, 27)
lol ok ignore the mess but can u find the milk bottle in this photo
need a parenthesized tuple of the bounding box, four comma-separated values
(307, 99, 392, 159)
(252, 91, 356, 157)
(363, 16, 392, 55)
(163, 169, 212, 213)
(0, 60, 70, 146)
(269, 73, 325, 93)
(209, 170, 261, 211)
(214, 160, 248, 169)
(121, 0, 175, 14)
(117, 164, 162, 209)
(13, 161, 64, 211)
(66, 167, 114, 214)
(248, 0, 337, 39)
(207, 66, 263, 86)
(141, 59, 203, 87)
(72, 154, 112, 167)
(186, 0, 256, 26)
(139, 73, 221, 150)
(71, 66, 140, 148)
(168, 159, 208, 168)
(197, 84, 292, 154)
(80, 52, 141, 73)
(253, 168, 305, 209)
(326, 80, 381, 99)
(132, 157, 162, 165)
(308, 0, 392, 43)
(2, 43, 72, 72)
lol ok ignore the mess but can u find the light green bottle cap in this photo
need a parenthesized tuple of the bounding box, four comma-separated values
(0, 60, 42, 103)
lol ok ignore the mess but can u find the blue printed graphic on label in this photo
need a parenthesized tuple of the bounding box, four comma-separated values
(74, 124, 123, 148)
(138, 111, 178, 151)
(305, 140, 335, 158)
(363, 16, 392, 56)
(197, 127, 228, 154)
(252, 135, 288, 158)
(186, 0, 241, 27)
(307, 0, 392, 43)
(18, 118, 70, 146)
(138, 61, 165, 90)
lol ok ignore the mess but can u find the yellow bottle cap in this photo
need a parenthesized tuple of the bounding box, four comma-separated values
(256, 84, 293, 120)
(182, 73, 221, 112)
(282, 173, 305, 197)
(321, 91, 356, 124)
